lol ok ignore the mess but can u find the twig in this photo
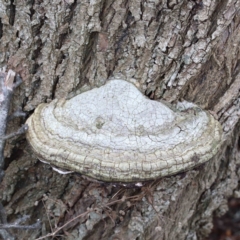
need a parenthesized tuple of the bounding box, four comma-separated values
(0, 124, 28, 140)
(35, 188, 151, 239)
(0, 216, 41, 230)
(0, 69, 21, 180)
(7, 109, 26, 121)
(0, 69, 33, 239)
(35, 210, 91, 240)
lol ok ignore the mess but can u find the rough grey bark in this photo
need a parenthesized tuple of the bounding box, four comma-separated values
(0, 0, 239, 239)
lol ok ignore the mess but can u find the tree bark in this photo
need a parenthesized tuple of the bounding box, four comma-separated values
(0, 0, 240, 239)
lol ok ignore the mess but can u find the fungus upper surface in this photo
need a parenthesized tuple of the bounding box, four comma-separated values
(26, 79, 222, 182)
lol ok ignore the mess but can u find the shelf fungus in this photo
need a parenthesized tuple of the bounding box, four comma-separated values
(26, 79, 222, 182)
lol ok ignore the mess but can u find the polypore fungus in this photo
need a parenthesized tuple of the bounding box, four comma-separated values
(26, 79, 222, 182)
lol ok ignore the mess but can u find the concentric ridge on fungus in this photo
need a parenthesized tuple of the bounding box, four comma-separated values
(26, 79, 222, 182)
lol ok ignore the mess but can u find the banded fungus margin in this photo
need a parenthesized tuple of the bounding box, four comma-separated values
(26, 79, 222, 182)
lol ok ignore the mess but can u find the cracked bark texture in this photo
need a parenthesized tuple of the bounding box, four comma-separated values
(0, 0, 239, 239)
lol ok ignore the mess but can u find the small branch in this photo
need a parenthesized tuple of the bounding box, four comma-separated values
(0, 124, 28, 140)
(13, 215, 30, 225)
(0, 70, 13, 177)
(35, 210, 91, 240)
(35, 189, 151, 240)
(7, 109, 26, 121)
(0, 69, 28, 240)
(0, 215, 41, 230)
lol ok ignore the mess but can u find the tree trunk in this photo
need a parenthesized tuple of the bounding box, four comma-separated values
(0, 0, 240, 239)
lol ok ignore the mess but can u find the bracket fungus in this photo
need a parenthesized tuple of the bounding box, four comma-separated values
(26, 79, 222, 182)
